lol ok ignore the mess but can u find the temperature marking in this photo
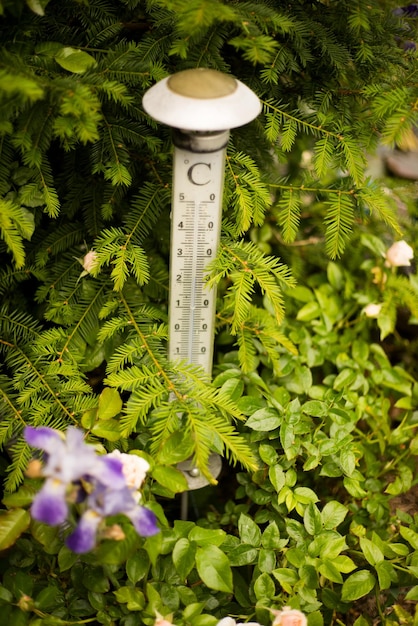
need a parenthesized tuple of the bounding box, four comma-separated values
(168, 147, 225, 374)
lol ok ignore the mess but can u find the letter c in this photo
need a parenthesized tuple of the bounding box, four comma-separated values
(187, 162, 211, 186)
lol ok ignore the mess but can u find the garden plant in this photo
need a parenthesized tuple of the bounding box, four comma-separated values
(0, 0, 417, 625)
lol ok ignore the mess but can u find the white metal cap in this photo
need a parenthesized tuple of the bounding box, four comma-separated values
(142, 68, 261, 132)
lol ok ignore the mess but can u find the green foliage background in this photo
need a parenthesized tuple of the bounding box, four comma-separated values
(0, 0, 417, 625)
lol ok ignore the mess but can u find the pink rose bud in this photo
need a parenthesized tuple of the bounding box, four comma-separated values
(385, 241, 414, 267)
(272, 607, 307, 626)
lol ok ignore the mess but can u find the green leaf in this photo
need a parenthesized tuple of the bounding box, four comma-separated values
(318, 561, 343, 584)
(304, 503, 322, 536)
(341, 570, 376, 602)
(98, 388, 122, 420)
(269, 465, 286, 492)
(294, 487, 319, 504)
(0, 509, 30, 550)
(302, 400, 328, 417)
(375, 561, 396, 590)
(333, 555, 357, 574)
(195, 545, 233, 593)
(27, 0, 52, 15)
(262, 522, 283, 550)
(321, 501, 349, 529)
(55, 47, 96, 73)
(238, 513, 262, 546)
(253, 572, 275, 600)
(227, 544, 258, 566)
(126, 550, 149, 584)
(258, 548, 276, 573)
(296, 301, 321, 321)
(0, 586, 13, 605)
(58, 546, 78, 572)
(82, 567, 110, 593)
(113, 587, 145, 611)
(155, 431, 195, 465)
(188, 527, 226, 547)
(333, 368, 357, 391)
(405, 585, 418, 601)
(246, 407, 281, 431)
(91, 419, 121, 441)
(272, 568, 299, 594)
(173, 538, 196, 580)
(81, 408, 97, 429)
(359, 537, 384, 566)
(2, 484, 37, 508)
(399, 526, 418, 550)
(152, 466, 188, 493)
(183, 603, 206, 620)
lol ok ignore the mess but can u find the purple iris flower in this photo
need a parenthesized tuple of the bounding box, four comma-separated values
(66, 482, 159, 553)
(25, 426, 159, 553)
(24, 426, 126, 526)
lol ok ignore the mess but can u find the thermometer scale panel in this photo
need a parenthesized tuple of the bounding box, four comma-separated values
(168, 146, 225, 374)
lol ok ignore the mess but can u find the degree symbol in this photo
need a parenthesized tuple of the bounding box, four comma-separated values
(184, 159, 189, 164)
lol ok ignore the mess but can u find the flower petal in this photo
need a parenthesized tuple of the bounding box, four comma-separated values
(127, 506, 159, 537)
(99, 456, 126, 488)
(87, 483, 137, 516)
(31, 479, 68, 525)
(24, 426, 62, 453)
(66, 510, 101, 553)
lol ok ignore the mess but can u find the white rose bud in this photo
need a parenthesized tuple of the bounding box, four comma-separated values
(272, 607, 307, 626)
(385, 241, 414, 267)
(108, 450, 150, 491)
(363, 303, 382, 318)
(82, 250, 98, 273)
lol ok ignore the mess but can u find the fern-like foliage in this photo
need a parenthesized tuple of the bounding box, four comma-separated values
(0, 0, 416, 495)
(97, 292, 258, 477)
(0, 307, 97, 490)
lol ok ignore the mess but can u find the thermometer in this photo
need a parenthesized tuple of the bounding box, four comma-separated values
(142, 68, 261, 486)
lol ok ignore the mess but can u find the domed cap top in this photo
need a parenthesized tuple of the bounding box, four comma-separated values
(142, 68, 261, 131)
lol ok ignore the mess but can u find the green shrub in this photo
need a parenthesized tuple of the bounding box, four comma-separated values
(0, 0, 417, 625)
